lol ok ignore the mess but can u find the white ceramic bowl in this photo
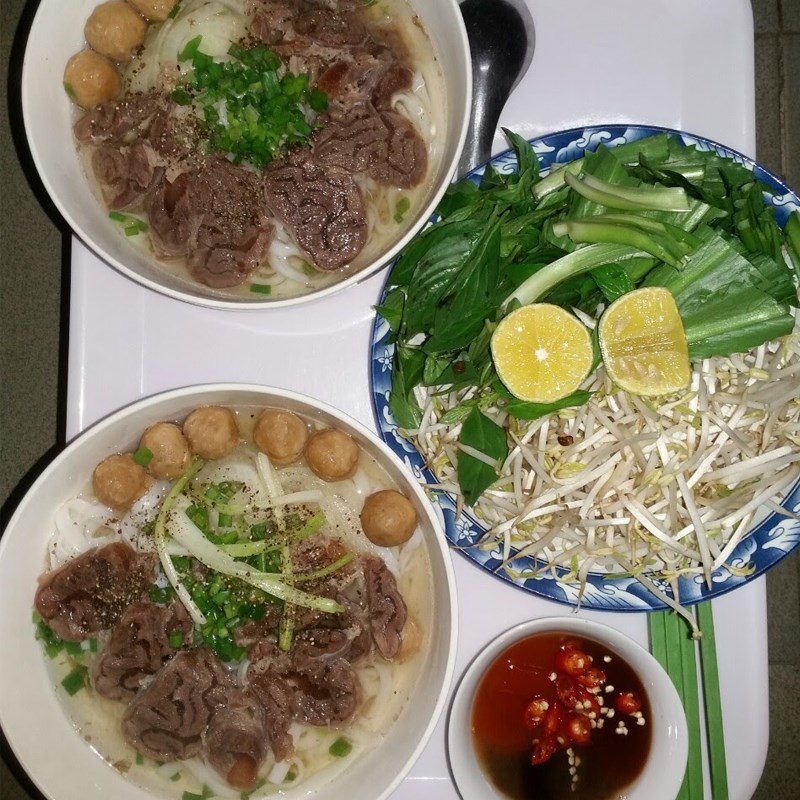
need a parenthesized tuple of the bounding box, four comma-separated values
(448, 617, 688, 800)
(0, 384, 458, 800)
(21, 0, 471, 309)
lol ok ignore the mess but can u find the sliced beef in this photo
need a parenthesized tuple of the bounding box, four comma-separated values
(263, 152, 367, 270)
(293, 7, 369, 48)
(204, 691, 269, 790)
(245, 641, 295, 760)
(74, 92, 162, 144)
(92, 600, 193, 701)
(314, 103, 427, 188)
(364, 555, 406, 660)
(92, 143, 163, 210)
(317, 55, 412, 108)
(247, 0, 300, 44)
(122, 647, 232, 762)
(290, 657, 358, 725)
(34, 542, 156, 642)
(232, 608, 283, 648)
(148, 159, 272, 288)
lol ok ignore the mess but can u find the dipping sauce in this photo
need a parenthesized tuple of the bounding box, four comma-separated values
(471, 633, 651, 799)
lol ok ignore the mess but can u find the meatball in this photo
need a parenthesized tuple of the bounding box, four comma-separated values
(139, 422, 190, 479)
(93, 454, 149, 511)
(360, 490, 417, 547)
(253, 409, 308, 465)
(183, 406, 239, 460)
(63, 50, 121, 109)
(85, 1, 147, 62)
(127, 0, 178, 22)
(304, 428, 359, 482)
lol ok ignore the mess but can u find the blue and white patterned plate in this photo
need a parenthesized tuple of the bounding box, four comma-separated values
(370, 124, 800, 612)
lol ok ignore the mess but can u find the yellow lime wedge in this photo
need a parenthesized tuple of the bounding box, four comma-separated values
(598, 287, 691, 396)
(491, 303, 594, 403)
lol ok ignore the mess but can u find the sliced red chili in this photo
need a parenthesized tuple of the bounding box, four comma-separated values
(523, 695, 549, 729)
(577, 666, 607, 688)
(543, 701, 562, 736)
(615, 691, 642, 715)
(530, 735, 559, 766)
(561, 713, 593, 745)
(555, 648, 589, 676)
(555, 676, 582, 710)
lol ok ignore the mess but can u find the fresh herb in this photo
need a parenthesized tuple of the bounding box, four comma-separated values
(172, 38, 327, 167)
(148, 584, 174, 604)
(61, 665, 88, 696)
(329, 736, 353, 757)
(457, 408, 509, 506)
(249, 283, 272, 295)
(133, 446, 154, 466)
(377, 130, 799, 505)
(168, 630, 184, 649)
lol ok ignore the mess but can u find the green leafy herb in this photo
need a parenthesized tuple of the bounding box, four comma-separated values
(168, 630, 184, 649)
(457, 408, 509, 505)
(506, 390, 594, 420)
(376, 130, 799, 506)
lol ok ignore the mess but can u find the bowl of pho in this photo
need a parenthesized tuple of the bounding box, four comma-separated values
(21, 0, 471, 307)
(0, 384, 458, 800)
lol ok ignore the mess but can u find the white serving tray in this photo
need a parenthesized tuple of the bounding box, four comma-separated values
(65, 1, 767, 797)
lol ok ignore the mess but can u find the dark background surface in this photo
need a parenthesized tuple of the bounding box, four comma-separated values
(1, 0, 799, 797)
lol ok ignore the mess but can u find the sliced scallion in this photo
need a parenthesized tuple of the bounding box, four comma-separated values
(133, 446, 154, 466)
(61, 665, 88, 696)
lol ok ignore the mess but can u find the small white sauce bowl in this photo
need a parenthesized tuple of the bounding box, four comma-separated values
(448, 617, 688, 800)
(21, 0, 471, 309)
(0, 384, 458, 800)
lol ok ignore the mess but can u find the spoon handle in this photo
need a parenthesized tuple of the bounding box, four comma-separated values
(456, 0, 533, 178)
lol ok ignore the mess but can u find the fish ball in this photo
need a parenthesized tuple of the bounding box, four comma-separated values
(305, 428, 359, 482)
(63, 50, 121, 109)
(127, 0, 179, 22)
(360, 489, 417, 547)
(93, 454, 149, 511)
(253, 408, 308, 465)
(183, 406, 239, 460)
(139, 422, 190, 479)
(85, 1, 147, 61)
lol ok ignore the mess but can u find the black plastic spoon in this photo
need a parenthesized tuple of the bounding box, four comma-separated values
(457, 0, 535, 177)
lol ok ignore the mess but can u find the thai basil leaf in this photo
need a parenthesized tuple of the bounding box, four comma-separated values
(506, 390, 594, 420)
(457, 408, 509, 505)
(388, 345, 426, 429)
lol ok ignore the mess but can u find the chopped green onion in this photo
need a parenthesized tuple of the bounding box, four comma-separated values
(178, 35, 202, 62)
(88, 638, 98, 652)
(133, 446, 154, 466)
(505, 243, 646, 308)
(394, 195, 411, 223)
(168, 2, 181, 18)
(221, 540, 275, 557)
(329, 736, 353, 757)
(170, 773, 181, 782)
(136, 753, 144, 766)
(295, 552, 354, 583)
(565, 170, 691, 212)
(171, 87, 193, 106)
(240, 779, 266, 800)
(61, 665, 88, 696)
(217, 512, 232, 528)
(168, 630, 184, 649)
(63, 82, 76, 100)
(285, 771, 296, 782)
(249, 283, 272, 295)
(63, 640, 83, 656)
